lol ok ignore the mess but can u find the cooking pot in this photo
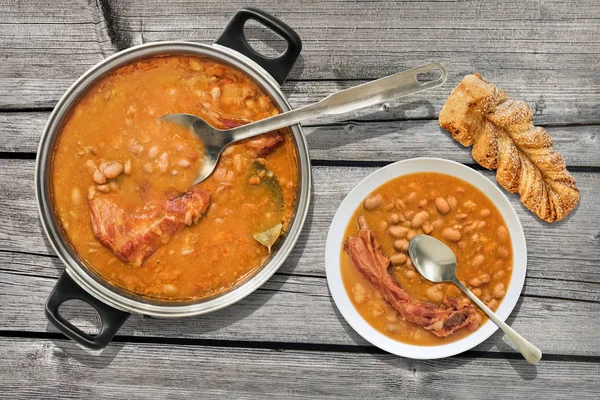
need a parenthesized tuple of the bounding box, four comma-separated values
(36, 8, 311, 349)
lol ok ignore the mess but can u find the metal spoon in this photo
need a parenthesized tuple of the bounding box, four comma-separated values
(408, 234, 542, 364)
(161, 62, 446, 184)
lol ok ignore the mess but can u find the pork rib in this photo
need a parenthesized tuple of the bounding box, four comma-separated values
(89, 187, 210, 265)
(220, 117, 284, 156)
(344, 221, 481, 337)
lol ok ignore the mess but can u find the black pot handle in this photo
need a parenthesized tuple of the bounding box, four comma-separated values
(215, 7, 302, 85)
(45, 271, 130, 350)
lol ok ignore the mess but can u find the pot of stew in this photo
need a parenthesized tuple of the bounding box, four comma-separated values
(36, 8, 311, 349)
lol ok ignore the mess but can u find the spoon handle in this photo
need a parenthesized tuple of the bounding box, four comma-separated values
(230, 62, 447, 142)
(454, 280, 542, 365)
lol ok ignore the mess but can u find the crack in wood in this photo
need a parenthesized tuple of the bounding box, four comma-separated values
(94, 0, 133, 54)
(0, 330, 598, 363)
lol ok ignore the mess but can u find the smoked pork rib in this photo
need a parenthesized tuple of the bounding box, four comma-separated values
(344, 223, 481, 337)
(219, 117, 284, 156)
(89, 187, 210, 265)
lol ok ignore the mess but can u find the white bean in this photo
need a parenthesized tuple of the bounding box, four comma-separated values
(442, 228, 461, 242)
(363, 194, 383, 210)
(388, 225, 409, 238)
(411, 210, 430, 229)
(434, 197, 450, 214)
(158, 152, 169, 173)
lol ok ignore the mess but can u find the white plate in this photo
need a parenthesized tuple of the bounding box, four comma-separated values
(325, 158, 527, 359)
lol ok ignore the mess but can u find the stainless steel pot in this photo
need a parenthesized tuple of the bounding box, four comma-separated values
(36, 8, 311, 349)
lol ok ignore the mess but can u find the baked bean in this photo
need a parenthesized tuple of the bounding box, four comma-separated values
(124, 159, 132, 175)
(457, 213, 468, 220)
(385, 323, 402, 333)
(404, 210, 415, 220)
(422, 222, 433, 234)
(352, 283, 367, 304)
(457, 240, 467, 249)
(418, 199, 428, 208)
(405, 270, 417, 279)
(483, 293, 492, 303)
(92, 168, 107, 184)
(407, 192, 417, 201)
(447, 196, 458, 210)
(178, 159, 191, 168)
(394, 239, 409, 252)
(432, 219, 444, 229)
(472, 288, 482, 297)
(411, 210, 430, 228)
(148, 146, 159, 158)
(71, 188, 82, 205)
(493, 283, 506, 299)
(388, 225, 409, 238)
(427, 285, 444, 302)
(386, 312, 398, 323)
(477, 221, 487, 230)
(487, 299, 498, 311)
(363, 194, 383, 210)
(464, 223, 476, 234)
(497, 246, 509, 259)
(96, 184, 110, 193)
(463, 200, 477, 212)
(480, 208, 491, 218)
(395, 199, 406, 210)
(479, 273, 491, 283)
(380, 221, 389, 231)
(390, 253, 407, 265)
(442, 227, 461, 242)
(143, 162, 153, 173)
(493, 270, 505, 279)
(387, 213, 400, 225)
(370, 302, 384, 317)
(434, 197, 450, 214)
(103, 161, 124, 179)
(468, 278, 481, 287)
(384, 202, 395, 212)
(497, 225, 509, 243)
(406, 231, 417, 241)
(405, 258, 413, 269)
(158, 152, 169, 173)
(472, 254, 485, 267)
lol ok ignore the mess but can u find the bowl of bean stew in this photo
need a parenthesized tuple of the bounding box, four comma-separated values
(325, 158, 526, 359)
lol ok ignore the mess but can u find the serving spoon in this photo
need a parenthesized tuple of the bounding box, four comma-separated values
(161, 62, 446, 184)
(408, 234, 542, 364)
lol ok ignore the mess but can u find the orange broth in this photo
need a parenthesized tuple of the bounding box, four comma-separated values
(51, 55, 298, 301)
(341, 172, 513, 345)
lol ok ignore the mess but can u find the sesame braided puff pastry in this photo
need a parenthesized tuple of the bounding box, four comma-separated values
(439, 74, 579, 222)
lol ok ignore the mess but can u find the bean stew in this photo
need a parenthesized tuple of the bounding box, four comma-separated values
(341, 172, 513, 345)
(51, 55, 299, 301)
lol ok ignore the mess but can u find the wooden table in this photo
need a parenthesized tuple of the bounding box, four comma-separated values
(2, 1, 599, 397)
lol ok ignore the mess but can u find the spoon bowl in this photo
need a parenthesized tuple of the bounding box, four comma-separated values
(408, 234, 542, 365)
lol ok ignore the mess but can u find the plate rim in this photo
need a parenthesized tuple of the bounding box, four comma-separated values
(325, 157, 527, 359)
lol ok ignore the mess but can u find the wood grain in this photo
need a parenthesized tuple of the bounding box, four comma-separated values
(1, 159, 597, 287)
(0, 158, 598, 356)
(1, 338, 599, 399)
(2, 112, 598, 167)
(1, 1, 599, 125)
(1, 268, 599, 356)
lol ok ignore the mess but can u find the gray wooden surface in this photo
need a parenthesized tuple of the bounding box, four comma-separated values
(1, 0, 599, 398)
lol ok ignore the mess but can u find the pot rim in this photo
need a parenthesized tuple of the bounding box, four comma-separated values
(35, 40, 312, 317)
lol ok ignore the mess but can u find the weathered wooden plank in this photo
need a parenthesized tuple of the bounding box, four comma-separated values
(3, 112, 598, 168)
(1, 1, 599, 125)
(1, 266, 599, 356)
(1, 338, 599, 399)
(0, 159, 597, 287)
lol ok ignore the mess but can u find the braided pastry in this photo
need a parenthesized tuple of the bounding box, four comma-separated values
(439, 74, 579, 222)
